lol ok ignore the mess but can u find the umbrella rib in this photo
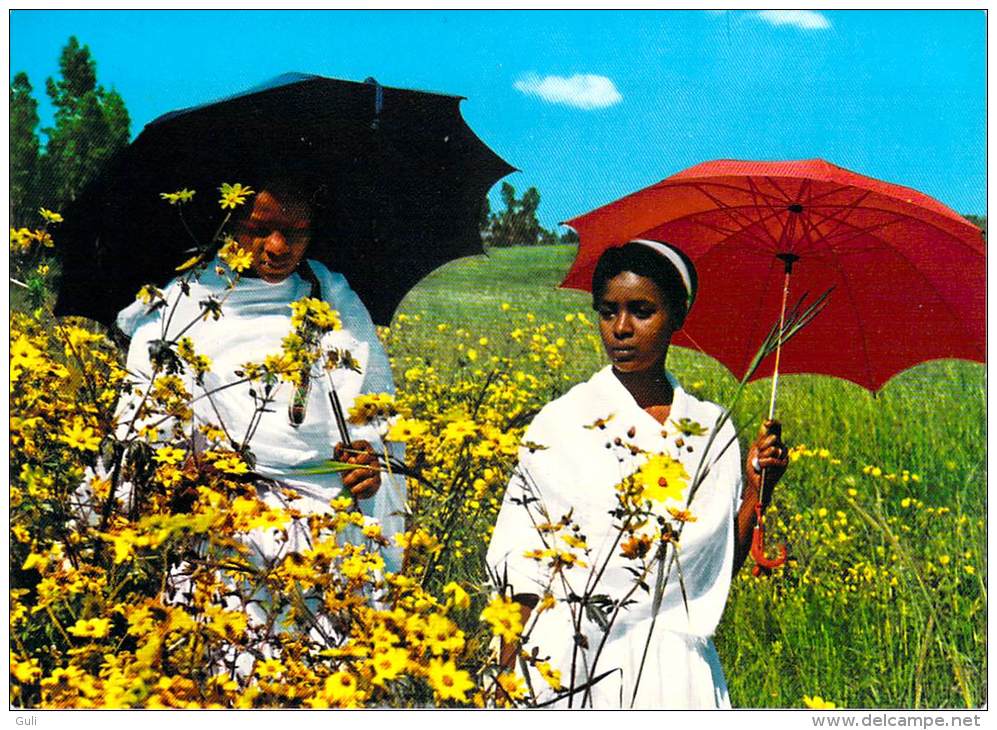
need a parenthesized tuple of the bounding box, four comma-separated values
(828, 225, 983, 348)
(761, 175, 797, 206)
(796, 189, 982, 357)
(790, 187, 982, 257)
(677, 217, 773, 258)
(745, 178, 788, 250)
(813, 250, 878, 391)
(809, 203, 984, 257)
(686, 183, 783, 251)
(800, 190, 874, 254)
(659, 179, 791, 208)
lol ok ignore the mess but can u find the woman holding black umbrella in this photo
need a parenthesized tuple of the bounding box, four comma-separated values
(487, 240, 788, 708)
(115, 179, 406, 573)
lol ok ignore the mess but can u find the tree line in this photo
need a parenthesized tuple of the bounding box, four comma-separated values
(481, 182, 579, 247)
(11, 36, 131, 227)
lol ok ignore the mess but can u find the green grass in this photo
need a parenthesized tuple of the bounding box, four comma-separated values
(392, 244, 987, 709)
(395, 245, 985, 512)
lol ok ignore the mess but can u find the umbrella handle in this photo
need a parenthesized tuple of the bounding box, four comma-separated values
(750, 502, 787, 577)
(767, 258, 796, 421)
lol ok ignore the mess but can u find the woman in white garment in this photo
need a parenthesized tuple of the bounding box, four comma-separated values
(486, 240, 788, 708)
(115, 180, 406, 572)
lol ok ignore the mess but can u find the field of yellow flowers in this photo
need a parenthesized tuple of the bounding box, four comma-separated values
(10, 216, 985, 709)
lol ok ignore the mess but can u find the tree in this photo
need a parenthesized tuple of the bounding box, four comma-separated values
(38, 36, 130, 209)
(559, 228, 580, 244)
(10, 72, 41, 226)
(487, 182, 546, 247)
(964, 214, 987, 242)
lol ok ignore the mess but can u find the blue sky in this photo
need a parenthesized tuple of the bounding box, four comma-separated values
(10, 9, 986, 227)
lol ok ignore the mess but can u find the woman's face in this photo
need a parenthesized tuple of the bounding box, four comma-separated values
(596, 271, 677, 374)
(235, 190, 312, 283)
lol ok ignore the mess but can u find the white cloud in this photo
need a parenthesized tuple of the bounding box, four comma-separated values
(514, 73, 622, 110)
(756, 10, 831, 30)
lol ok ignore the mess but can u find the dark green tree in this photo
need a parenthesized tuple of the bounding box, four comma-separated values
(39, 36, 130, 208)
(488, 182, 547, 246)
(964, 214, 987, 242)
(559, 227, 580, 244)
(10, 72, 42, 226)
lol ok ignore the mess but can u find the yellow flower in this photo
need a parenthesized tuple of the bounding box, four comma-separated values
(159, 188, 195, 205)
(496, 672, 528, 702)
(536, 661, 562, 690)
(369, 647, 408, 687)
(10, 227, 34, 253)
(39, 207, 64, 223)
(423, 613, 465, 656)
(101, 528, 145, 564)
(803, 695, 837, 709)
(322, 670, 363, 707)
(443, 419, 477, 443)
(480, 596, 523, 643)
(347, 392, 398, 424)
(218, 182, 255, 210)
(634, 453, 688, 504)
(426, 658, 474, 704)
(536, 594, 556, 614)
(68, 617, 111, 639)
(254, 658, 285, 680)
(620, 533, 653, 560)
(667, 506, 697, 523)
(11, 653, 42, 684)
(136, 284, 163, 304)
(60, 417, 101, 452)
(213, 456, 250, 475)
(10, 334, 44, 381)
(154, 446, 186, 465)
(443, 581, 471, 610)
(207, 238, 249, 275)
(386, 417, 430, 442)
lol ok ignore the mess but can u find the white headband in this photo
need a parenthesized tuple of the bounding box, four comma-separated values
(629, 239, 696, 309)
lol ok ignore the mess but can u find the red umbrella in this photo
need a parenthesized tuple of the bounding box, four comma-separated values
(563, 158, 985, 393)
(562, 158, 985, 572)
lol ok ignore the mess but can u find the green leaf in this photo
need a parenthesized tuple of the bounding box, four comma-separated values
(293, 460, 363, 476)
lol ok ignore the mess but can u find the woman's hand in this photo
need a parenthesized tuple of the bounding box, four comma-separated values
(334, 440, 382, 499)
(744, 419, 789, 505)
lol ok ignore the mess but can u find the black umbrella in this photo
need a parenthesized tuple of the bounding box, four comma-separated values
(55, 72, 514, 326)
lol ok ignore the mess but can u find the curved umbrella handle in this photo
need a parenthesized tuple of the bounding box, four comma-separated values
(750, 503, 787, 577)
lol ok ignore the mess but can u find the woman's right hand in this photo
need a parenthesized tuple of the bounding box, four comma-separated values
(745, 419, 789, 504)
(334, 440, 381, 499)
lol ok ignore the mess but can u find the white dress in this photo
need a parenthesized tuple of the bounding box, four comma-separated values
(486, 366, 742, 709)
(115, 258, 406, 573)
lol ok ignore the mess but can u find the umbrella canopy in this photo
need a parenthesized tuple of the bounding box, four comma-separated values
(562, 158, 985, 392)
(55, 72, 514, 326)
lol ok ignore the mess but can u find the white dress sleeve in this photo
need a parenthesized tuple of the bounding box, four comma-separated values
(485, 417, 561, 599)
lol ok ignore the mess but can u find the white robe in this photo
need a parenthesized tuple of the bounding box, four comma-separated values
(116, 258, 405, 573)
(486, 366, 742, 709)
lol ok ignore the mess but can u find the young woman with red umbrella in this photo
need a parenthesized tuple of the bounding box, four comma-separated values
(487, 240, 789, 708)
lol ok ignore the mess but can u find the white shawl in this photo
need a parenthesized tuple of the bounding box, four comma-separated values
(116, 258, 405, 571)
(488, 365, 741, 639)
